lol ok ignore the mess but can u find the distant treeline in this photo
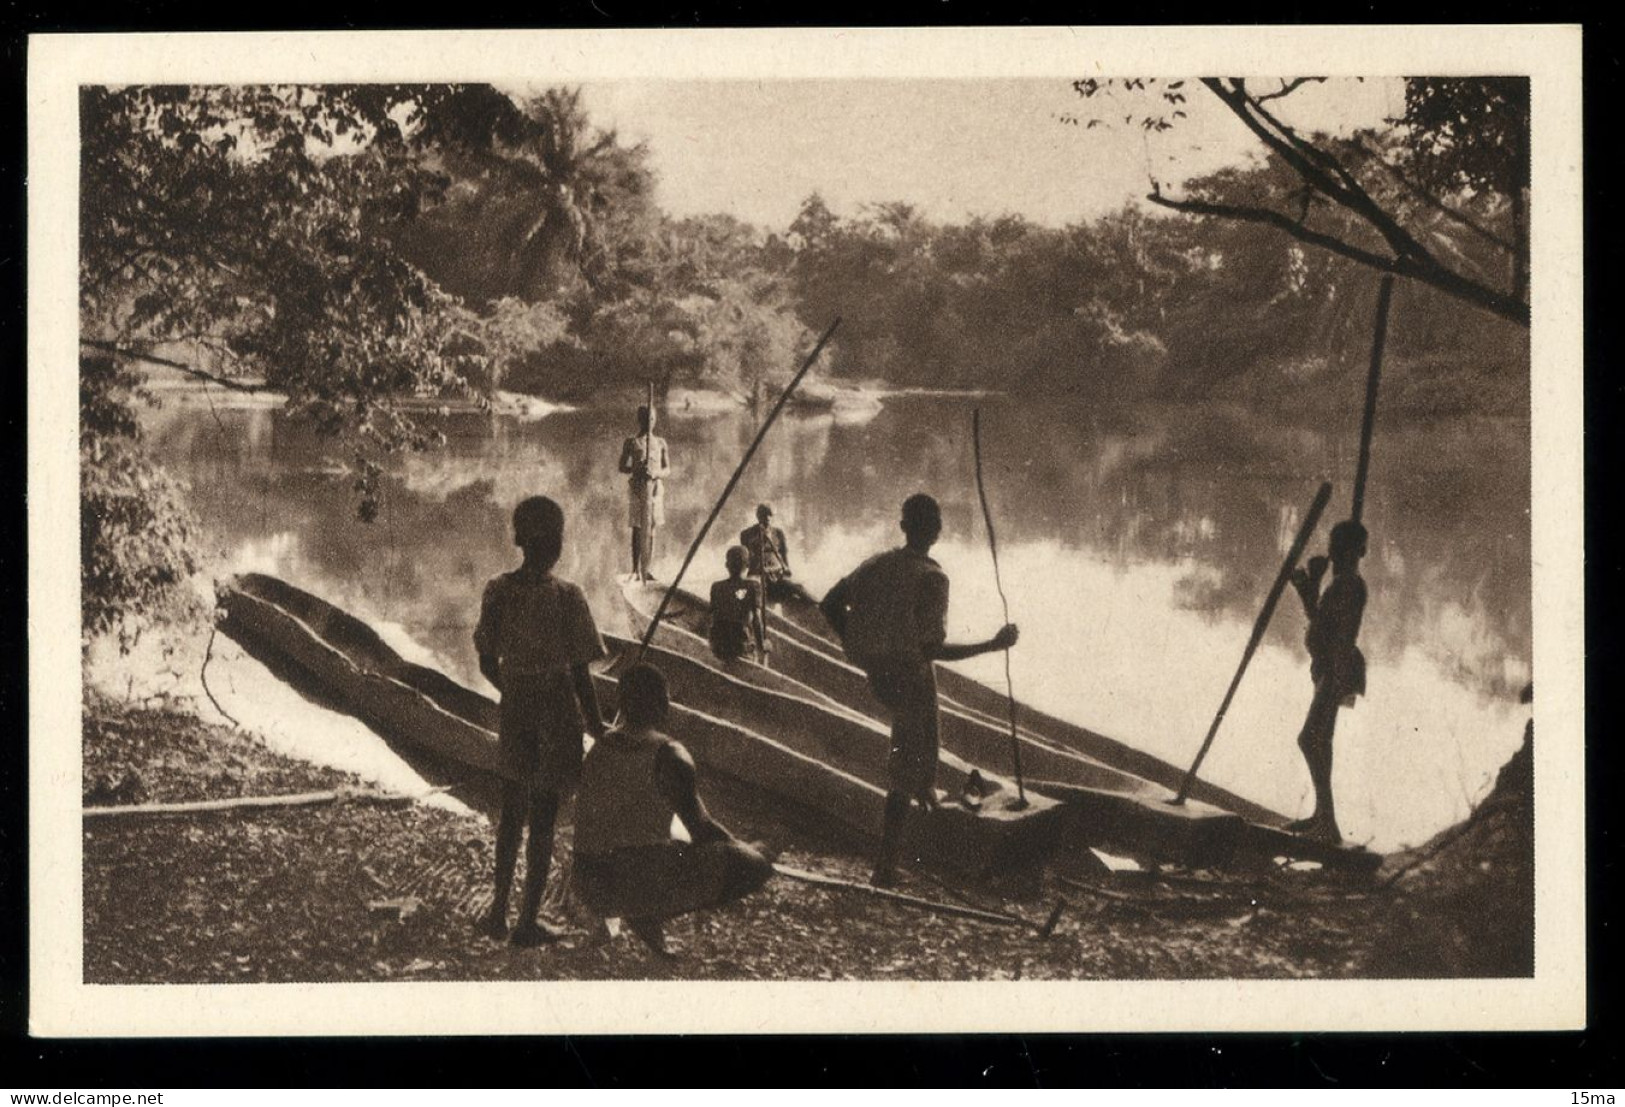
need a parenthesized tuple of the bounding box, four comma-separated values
(391, 102, 1528, 415)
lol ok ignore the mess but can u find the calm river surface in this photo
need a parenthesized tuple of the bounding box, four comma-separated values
(144, 391, 1532, 852)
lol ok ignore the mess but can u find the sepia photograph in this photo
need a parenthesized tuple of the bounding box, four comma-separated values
(27, 26, 1585, 1035)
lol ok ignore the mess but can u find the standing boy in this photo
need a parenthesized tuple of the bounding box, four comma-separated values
(819, 493, 1018, 886)
(474, 496, 609, 946)
(1287, 519, 1369, 845)
(618, 405, 671, 582)
(574, 663, 775, 956)
(707, 545, 766, 663)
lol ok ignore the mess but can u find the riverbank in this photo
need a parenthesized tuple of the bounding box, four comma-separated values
(79, 658, 1535, 984)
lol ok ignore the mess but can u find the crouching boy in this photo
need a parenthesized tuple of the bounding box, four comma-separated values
(573, 663, 774, 955)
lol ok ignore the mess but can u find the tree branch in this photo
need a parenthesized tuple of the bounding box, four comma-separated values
(1148, 190, 1400, 271)
(1356, 137, 1517, 254)
(80, 338, 272, 393)
(1146, 190, 1531, 327)
(1254, 77, 1327, 103)
(1196, 78, 1529, 327)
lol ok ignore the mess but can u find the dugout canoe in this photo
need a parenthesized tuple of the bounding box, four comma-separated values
(621, 577, 1383, 873)
(620, 579, 1278, 818)
(215, 573, 1060, 878)
(615, 594, 1250, 868)
(602, 631, 1066, 875)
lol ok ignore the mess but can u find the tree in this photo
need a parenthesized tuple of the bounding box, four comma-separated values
(395, 88, 659, 304)
(80, 350, 200, 650)
(78, 84, 526, 642)
(1067, 77, 1530, 327)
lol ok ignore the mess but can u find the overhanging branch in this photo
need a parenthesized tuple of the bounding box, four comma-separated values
(1193, 79, 1529, 328)
(80, 338, 272, 393)
(1147, 191, 1530, 327)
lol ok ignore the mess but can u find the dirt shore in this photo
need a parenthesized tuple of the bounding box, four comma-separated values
(81, 685, 1530, 984)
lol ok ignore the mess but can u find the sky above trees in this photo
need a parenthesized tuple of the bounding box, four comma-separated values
(571, 77, 1405, 229)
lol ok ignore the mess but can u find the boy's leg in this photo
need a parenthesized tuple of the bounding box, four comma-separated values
(630, 527, 644, 577)
(626, 917, 671, 957)
(480, 782, 526, 937)
(1293, 684, 1341, 839)
(511, 789, 564, 946)
(621, 841, 772, 955)
(873, 791, 910, 887)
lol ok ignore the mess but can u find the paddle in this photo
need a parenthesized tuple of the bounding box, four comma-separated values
(632, 318, 841, 666)
(1352, 275, 1395, 525)
(1171, 480, 1334, 806)
(972, 408, 1027, 808)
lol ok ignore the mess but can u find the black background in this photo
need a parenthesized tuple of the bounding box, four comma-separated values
(0, 6, 1615, 1088)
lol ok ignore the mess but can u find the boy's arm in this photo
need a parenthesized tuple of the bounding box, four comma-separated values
(919, 574, 1019, 662)
(930, 627, 1019, 663)
(640, 439, 669, 480)
(777, 529, 793, 574)
(655, 742, 731, 844)
(570, 661, 607, 738)
(618, 437, 635, 475)
(819, 575, 850, 639)
(473, 580, 502, 691)
(1291, 555, 1328, 619)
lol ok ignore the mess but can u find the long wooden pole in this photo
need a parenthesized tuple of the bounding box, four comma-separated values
(1172, 480, 1334, 805)
(755, 525, 771, 666)
(1352, 275, 1395, 525)
(642, 379, 655, 578)
(773, 862, 1025, 928)
(972, 408, 1026, 807)
(633, 318, 841, 663)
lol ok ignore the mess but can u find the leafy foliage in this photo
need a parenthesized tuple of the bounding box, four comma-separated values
(80, 352, 201, 650)
(1067, 77, 1530, 325)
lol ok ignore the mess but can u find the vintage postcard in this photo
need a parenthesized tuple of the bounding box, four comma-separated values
(28, 25, 1585, 1035)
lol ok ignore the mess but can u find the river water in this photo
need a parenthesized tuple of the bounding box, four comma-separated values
(143, 389, 1531, 853)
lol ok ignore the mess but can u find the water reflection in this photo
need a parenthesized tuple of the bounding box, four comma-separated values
(145, 394, 1531, 852)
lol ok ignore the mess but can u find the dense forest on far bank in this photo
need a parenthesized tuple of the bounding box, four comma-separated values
(78, 78, 1529, 647)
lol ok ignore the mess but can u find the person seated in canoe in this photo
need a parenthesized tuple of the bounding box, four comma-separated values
(618, 405, 671, 583)
(473, 496, 610, 947)
(1286, 519, 1369, 846)
(707, 545, 767, 663)
(740, 502, 816, 606)
(573, 663, 775, 957)
(819, 493, 1019, 887)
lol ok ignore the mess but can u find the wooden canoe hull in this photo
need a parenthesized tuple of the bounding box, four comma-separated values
(619, 578, 1396, 872)
(592, 670, 1063, 878)
(217, 574, 1061, 877)
(620, 578, 1286, 826)
(218, 575, 505, 778)
(619, 589, 1151, 797)
(613, 598, 1258, 869)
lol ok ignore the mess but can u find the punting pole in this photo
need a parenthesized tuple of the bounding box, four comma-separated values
(643, 379, 656, 576)
(1171, 480, 1334, 805)
(972, 408, 1027, 808)
(633, 318, 841, 664)
(756, 520, 771, 668)
(1352, 275, 1395, 525)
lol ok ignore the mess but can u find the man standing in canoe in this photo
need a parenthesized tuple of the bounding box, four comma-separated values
(1287, 519, 1369, 845)
(574, 663, 775, 956)
(474, 496, 609, 946)
(618, 404, 671, 582)
(740, 502, 816, 606)
(819, 493, 1019, 887)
